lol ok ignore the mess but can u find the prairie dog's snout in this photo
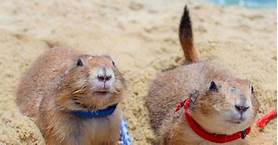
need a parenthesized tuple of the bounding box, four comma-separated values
(95, 66, 115, 90)
(87, 56, 119, 94)
(232, 94, 251, 122)
(235, 97, 250, 114)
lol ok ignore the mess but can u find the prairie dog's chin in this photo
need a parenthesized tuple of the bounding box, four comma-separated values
(223, 106, 253, 122)
(216, 111, 253, 133)
(194, 110, 253, 135)
(225, 112, 251, 124)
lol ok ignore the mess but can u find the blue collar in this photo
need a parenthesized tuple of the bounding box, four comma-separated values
(71, 104, 118, 119)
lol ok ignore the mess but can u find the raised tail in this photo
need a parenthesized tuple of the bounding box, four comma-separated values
(179, 6, 199, 63)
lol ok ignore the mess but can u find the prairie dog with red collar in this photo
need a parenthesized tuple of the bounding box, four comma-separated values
(16, 48, 126, 145)
(146, 6, 259, 145)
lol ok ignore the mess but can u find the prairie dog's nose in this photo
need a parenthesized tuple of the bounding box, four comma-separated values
(235, 95, 250, 114)
(235, 105, 249, 114)
(97, 67, 114, 82)
(98, 75, 112, 82)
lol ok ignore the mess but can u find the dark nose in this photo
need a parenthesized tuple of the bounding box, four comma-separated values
(97, 75, 112, 82)
(235, 105, 249, 113)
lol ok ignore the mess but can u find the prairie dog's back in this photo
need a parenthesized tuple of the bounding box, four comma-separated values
(16, 48, 77, 120)
(147, 62, 231, 129)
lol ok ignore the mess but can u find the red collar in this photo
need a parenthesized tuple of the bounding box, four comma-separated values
(175, 99, 251, 144)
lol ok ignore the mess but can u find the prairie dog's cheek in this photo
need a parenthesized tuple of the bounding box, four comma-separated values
(241, 110, 250, 120)
(213, 102, 231, 112)
(89, 69, 99, 89)
(73, 77, 87, 87)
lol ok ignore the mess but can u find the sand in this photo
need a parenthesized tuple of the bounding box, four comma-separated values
(0, 0, 276, 144)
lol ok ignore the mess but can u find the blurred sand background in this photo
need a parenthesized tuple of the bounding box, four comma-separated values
(0, 0, 276, 144)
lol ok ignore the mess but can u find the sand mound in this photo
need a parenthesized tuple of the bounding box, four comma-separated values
(0, 0, 276, 144)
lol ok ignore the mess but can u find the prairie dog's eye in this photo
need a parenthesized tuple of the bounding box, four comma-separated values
(112, 61, 115, 66)
(209, 81, 218, 92)
(251, 86, 254, 94)
(77, 58, 83, 66)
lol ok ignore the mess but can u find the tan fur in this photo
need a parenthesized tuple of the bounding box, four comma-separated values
(17, 48, 126, 145)
(146, 6, 259, 145)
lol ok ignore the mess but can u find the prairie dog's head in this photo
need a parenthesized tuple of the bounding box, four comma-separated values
(190, 79, 259, 135)
(56, 55, 125, 111)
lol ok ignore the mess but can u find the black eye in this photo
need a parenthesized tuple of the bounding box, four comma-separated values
(112, 61, 115, 66)
(77, 58, 83, 66)
(209, 81, 218, 92)
(251, 86, 254, 94)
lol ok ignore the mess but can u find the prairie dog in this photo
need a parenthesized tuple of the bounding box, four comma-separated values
(146, 6, 259, 145)
(16, 48, 126, 145)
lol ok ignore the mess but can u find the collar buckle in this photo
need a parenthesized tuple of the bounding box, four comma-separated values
(241, 129, 247, 139)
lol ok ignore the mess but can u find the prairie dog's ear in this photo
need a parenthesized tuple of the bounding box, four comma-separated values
(250, 84, 254, 94)
(209, 81, 218, 92)
(76, 58, 83, 66)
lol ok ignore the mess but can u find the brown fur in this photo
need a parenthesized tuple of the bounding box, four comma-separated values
(146, 6, 259, 145)
(16, 48, 126, 145)
(179, 6, 199, 63)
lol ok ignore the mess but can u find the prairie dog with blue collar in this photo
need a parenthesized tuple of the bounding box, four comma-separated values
(16, 48, 126, 145)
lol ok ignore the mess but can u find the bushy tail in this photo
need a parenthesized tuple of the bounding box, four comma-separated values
(179, 6, 199, 63)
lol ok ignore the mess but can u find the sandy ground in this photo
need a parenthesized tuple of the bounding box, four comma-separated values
(0, 0, 276, 144)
